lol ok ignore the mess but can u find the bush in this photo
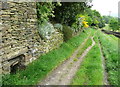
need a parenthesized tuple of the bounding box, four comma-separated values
(62, 25, 74, 41)
(98, 21, 105, 28)
(109, 18, 119, 31)
(54, 23, 63, 32)
(71, 17, 83, 32)
(37, 2, 61, 24)
(53, 2, 92, 26)
(38, 21, 55, 40)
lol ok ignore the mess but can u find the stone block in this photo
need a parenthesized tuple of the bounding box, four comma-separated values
(4, 47, 28, 61)
(2, 61, 10, 71)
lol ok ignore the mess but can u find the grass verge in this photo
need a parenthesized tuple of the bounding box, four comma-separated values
(2, 29, 93, 85)
(71, 32, 104, 85)
(76, 37, 92, 58)
(98, 31, 118, 85)
(76, 28, 96, 58)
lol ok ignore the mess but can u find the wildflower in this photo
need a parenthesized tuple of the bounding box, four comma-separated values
(82, 21, 89, 28)
(80, 15, 85, 18)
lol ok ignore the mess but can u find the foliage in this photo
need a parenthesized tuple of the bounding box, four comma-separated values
(71, 15, 83, 32)
(2, 29, 91, 85)
(109, 18, 119, 31)
(52, 2, 92, 26)
(54, 23, 63, 32)
(62, 25, 74, 41)
(102, 16, 113, 24)
(37, 2, 61, 24)
(86, 15, 93, 26)
(38, 21, 55, 40)
(36, 1, 93, 38)
(103, 24, 111, 30)
(85, 9, 105, 28)
(98, 16, 105, 28)
(80, 15, 89, 28)
(72, 15, 89, 32)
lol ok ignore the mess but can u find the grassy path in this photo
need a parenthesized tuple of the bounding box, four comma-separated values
(71, 31, 104, 85)
(71, 29, 118, 85)
(39, 36, 95, 85)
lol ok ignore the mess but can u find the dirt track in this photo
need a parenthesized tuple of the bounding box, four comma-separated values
(38, 36, 95, 85)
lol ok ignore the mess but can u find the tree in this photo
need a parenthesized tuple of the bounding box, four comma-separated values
(36, 2, 61, 24)
(85, 9, 105, 28)
(102, 16, 114, 24)
(109, 18, 119, 31)
(52, 2, 92, 26)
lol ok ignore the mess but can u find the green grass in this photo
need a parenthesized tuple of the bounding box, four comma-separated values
(76, 28, 96, 58)
(2, 28, 93, 85)
(76, 38, 92, 57)
(104, 24, 112, 31)
(98, 31, 118, 85)
(71, 32, 104, 85)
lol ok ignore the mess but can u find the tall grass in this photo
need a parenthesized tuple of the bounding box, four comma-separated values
(98, 31, 118, 85)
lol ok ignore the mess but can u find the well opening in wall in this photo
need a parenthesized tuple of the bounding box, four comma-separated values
(9, 54, 26, 74)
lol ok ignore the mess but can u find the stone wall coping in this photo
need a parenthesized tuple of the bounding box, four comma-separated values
(2, 47, 28, 62)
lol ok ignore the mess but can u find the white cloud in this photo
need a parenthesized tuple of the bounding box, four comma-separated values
(91, 0, 119, 17)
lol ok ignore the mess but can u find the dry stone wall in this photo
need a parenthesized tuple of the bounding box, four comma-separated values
(0, 1, 63, 74)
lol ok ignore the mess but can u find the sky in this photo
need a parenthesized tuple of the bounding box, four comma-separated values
(91, 0, 119, 17)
